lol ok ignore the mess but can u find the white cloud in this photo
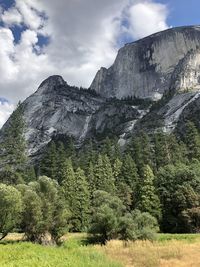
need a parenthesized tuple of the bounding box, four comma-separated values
(0, 102, 15, 128)
(0, 0, 169, 128)
(15, 0, 46, 31)
(1, 7, 22, 26)
(125, 0, 169, 39)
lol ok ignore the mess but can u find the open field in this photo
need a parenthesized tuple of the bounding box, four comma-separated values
(0, 238, 121, 267)
(1, 234, 200, 267)
(98, 234, 200, 267)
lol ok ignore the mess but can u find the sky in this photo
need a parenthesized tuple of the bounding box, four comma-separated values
(0, 0, 200, 127)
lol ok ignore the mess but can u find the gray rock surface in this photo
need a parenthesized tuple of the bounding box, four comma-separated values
(90, 26, 200, 99)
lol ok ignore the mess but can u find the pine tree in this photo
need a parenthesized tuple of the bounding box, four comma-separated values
(154, 131, 171, 170)
(95, 154, 116, 194)
(101, 137, 113, 159)
(56, 142, 67, 184)
(87, 161, 97, 198)
(60, 158, 76, 208)
(167, 134, 187, 165)
(73, 167, 90, 231)
(137, 165, 161, 220)
(120, 154, 139, 190)
(113, 137, 122, 161)
(128, 132, 153, 174)
(40, 141, 57, 179)
(0, 102, 27, 173)
(183, 121, 200, 161)
(24, 165, 37, 183)
(118, 154, 139, 207)
(78, 140, 97, 172)
(66, 137, 76, 160)
(113, 158, 123, 184)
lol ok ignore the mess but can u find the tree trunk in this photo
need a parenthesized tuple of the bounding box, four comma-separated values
(0, 233, 8, 241)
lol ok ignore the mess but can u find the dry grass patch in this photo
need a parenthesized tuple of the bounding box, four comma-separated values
(97, 238, 200, 267)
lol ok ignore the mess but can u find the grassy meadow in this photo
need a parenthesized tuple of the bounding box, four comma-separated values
(98, 234, 200, 267)
(1, 233, 200, 267)
(0, 234, 121, 267)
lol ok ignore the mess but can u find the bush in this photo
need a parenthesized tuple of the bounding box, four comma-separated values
(18, 177, 70, 244)
(0, 184, 22, 240)
(89, 191, 125, 244)
(89, 191, 159, 244)
(181, 207, 200, 233)
(119, 210, 159, 241)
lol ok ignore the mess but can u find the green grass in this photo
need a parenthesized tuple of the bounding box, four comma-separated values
(0, 240, 122, 267)
(157, 233, 200, 243)
(2, 233, 200, 267)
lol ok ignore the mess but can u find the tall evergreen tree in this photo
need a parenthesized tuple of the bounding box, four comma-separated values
(113, 158, 123, 184)
(154, 131, 171, 170)
(101, 137, 113, 159)
(129, 132, 153, 173)
(87, 161, 97, 198)
(78, 140, 97, 172)
(119, 154, 139, 200)
(137, 165, 161, 220)
(56, 142, 67, 184)
(0, 102, 27, 173)
(167, 134, 188, 165)
(60, 158, 76, 208)
(73, 168, 90, 231)
(183, 121, 200, 161)
(95, 154, 116, 194)
(40, 141, 57, 179)
(66, 137, 76, 160)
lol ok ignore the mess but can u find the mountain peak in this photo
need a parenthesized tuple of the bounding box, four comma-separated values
(90, 25, 200, 99)
(37, 75, 66, 94)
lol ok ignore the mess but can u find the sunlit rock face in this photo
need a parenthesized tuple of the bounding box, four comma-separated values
(11, 75, 140, 158)
(90, 26, 200, 99)
(21, 75, 105, 157)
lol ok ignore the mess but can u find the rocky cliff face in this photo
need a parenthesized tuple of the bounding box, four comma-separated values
(2, 26, 200, 159)
(13, 75, 141, 158)
(90, 26, 200, 99)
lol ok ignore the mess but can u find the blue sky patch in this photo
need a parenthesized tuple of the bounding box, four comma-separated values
(0, 97, 9, 104)
(0, 0, 14, 10)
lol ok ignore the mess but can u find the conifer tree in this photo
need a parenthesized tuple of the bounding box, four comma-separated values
(95, 154, 116, 194)
(167, 134, 187, 165)
(101, 137, 113, 159)
(60, 158, 76, 208)
(154, 131, 171, 170)
(24, 166, 37, 183)
(40, 141, 57, 179)
(137, 165, 161, 220)
(0, 102, 27, 173)
(129, 132, 153, 173)
(66, 137, 76, 160)
(113, 158, 123, 184)
(73, 168, 90, 231)
(78, 140, 97, 172)
(120, 154, 139, 190)
(56, 142, 67, 184)
(183, 121, 200, 161)
(113, 137, 122, 161)
(87, 161, 97, 198)
(119, 154, 139, 207)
